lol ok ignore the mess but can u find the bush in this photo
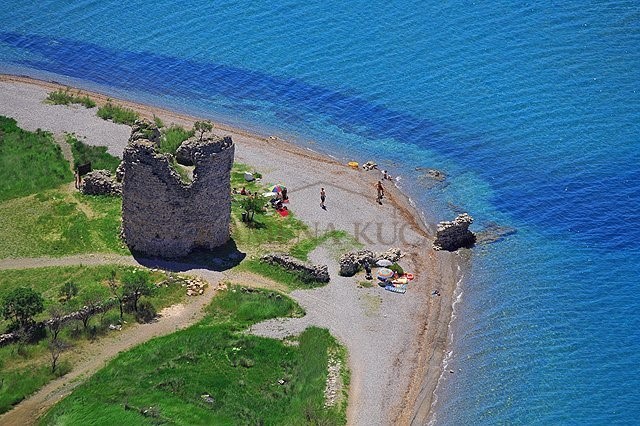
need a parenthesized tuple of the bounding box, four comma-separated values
(46, 88, 96, 108)
(67, 134, 120, 173)
(388, 263, 404, 276)
(96, 102, 139, 125)
(159, 125, 194, 154)
(135, 300, 157, 323)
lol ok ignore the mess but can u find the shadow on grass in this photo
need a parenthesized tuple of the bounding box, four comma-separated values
(131, 239, 246, 272)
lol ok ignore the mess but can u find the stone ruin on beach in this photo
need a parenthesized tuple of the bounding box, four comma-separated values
(121, 120, 234, 258)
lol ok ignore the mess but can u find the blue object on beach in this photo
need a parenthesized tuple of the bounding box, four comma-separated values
(384, 284, 406, 294)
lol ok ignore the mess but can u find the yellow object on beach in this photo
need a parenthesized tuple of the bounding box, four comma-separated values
(348, 161, 359, 169)
(392, 277, 409, 285)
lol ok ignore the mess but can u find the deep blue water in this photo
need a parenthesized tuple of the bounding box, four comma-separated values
(1, 1, 639, 423)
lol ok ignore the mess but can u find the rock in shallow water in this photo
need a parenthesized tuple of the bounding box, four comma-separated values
(433, 213, 476, 251)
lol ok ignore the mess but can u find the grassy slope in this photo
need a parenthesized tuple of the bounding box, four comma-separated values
(0, 116, 72, 202)
(67, 134, 120, 173)
(0, 266, 184, 414)
(0, 190, 126, 259)
(40, 288, 347, 425)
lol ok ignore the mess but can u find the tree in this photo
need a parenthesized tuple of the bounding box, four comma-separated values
(122, 270, 153, 313)
(74, 287, 105, 330)
(240, 195, 266, 222)
(193, 120, 213, 141)
(47, 303, 66, 341)
(107, 270, 126, 320)
(1, 287, 44, 329)
(48, 338, 68, 373)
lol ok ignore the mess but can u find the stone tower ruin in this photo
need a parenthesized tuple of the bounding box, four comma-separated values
(121, 120, 234, 258)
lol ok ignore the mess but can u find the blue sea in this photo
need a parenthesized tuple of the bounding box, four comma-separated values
(1, 1, 639, 423)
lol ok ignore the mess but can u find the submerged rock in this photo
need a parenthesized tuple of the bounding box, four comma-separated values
(475, 222, 517, 245)
(433, 213, 476, 251)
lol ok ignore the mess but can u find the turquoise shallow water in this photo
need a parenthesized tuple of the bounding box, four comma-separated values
(1, 1, 639, 423)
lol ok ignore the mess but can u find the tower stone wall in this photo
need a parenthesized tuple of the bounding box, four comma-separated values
(121, 124, 234, 258)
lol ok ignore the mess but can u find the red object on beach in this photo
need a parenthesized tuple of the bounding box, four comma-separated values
(277, 209, 289, 217)
(405, 273, 414, 280)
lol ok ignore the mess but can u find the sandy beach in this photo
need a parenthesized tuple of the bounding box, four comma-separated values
(0, 75, 462, 425)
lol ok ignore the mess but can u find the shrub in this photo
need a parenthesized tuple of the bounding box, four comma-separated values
(1, 287, 44, 329)
(96, 102, 139, 125)
(388, 263, 404, 276)
(135, 300, 157, 323)
(67, 134, 120, 173)
(46, 88, 96, 108)
(153, 115, 165, 129)
(159, 125, 194, 154)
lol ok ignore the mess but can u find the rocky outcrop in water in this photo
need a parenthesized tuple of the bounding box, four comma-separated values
(338, 248, 402, 276)
(80, 169, 122, 196)
(433, 213, 476, 251)
(261, 253, 330, 283)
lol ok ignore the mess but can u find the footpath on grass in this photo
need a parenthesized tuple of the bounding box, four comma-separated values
(0, 253, 224, 426)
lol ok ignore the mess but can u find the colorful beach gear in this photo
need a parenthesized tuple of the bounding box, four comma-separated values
(377, 268, 394, 281)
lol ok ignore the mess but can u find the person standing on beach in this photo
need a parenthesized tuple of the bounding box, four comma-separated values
(74, 169, 81, 190)
(320, 187, 326, 209)
(376, 181, 384, 203)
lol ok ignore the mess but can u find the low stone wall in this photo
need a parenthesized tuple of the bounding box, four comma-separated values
(80, 169, 122, 196)
(0, 298, 117, 348)
(338, 248, 402, 277)
(261, 253, 330, 283)
(432, 213, 476, 251)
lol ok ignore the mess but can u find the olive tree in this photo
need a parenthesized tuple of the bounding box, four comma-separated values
(1, 287, 44, 329)
(193, 120, 213, 141)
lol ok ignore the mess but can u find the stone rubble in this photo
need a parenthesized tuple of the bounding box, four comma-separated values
(432, 213, 476, 251)
(338, 248, 402, 277)
(324, 354, 342, 408)
(177, 277, 208, 296)
(80, 169, 122, 196)
(129, 119, 161, 144)
(261, 253, 330, 283)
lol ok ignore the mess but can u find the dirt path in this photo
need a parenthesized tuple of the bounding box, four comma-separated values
(0, 254, 224, 426)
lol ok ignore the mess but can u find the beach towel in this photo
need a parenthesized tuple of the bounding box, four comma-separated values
(385, 284, 407, 294)
(277, 209, 289, 217)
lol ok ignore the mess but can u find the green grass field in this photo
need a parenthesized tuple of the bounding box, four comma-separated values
(0, 189, 126, 259)
(67, 134, 120, 173)
(0, 116, 72, 202)
(40, 287, 347, 425)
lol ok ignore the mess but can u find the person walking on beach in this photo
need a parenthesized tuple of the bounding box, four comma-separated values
(320, 187, 326, 209)
(376, 181, 384, 204)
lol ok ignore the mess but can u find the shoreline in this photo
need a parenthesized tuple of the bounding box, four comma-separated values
(0, 73, 464, 425)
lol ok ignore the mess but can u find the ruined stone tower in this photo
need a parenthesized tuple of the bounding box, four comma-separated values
(121, 120, 234, 258)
